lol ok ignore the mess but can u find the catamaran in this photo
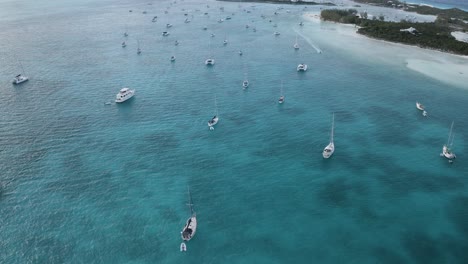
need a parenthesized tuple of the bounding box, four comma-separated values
(441, 121, 456, 162)
(322, 113, 335, 159)
(297, 63, 307, 72)
(181, 189, 197, 241)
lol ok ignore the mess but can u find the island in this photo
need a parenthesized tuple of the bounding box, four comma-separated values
(218, 0, 336, 6)
(320, 8, 468, 55)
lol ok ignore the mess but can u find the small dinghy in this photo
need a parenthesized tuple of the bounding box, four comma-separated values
(180, 242, 187, 252)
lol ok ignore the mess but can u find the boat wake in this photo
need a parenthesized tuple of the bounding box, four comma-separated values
(294, 29, 322, 54)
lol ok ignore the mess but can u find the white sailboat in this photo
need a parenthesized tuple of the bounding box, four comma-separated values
(416, 102, 427, 116)
(322, 113, 335, 159)
(208, 96, 219, 130)
(278, 81, 284, 104)
(441, 121, 456, 162)
(181, 188, 197, 242)
(205, 40, 215, 65)
(12, 58, 29, 84)
(242, 70, 249, 89)
(293, 35, 299, 50)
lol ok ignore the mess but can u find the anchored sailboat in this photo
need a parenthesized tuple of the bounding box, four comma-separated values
(293, 35, 299, 50)
(208, 96, 219, 130)
(278, 81, 284, 104)
(181, 188, 197, 242)
(12, 57, 29, 84)
(441, 121, 456, 162)
(322, 113, 335, 159)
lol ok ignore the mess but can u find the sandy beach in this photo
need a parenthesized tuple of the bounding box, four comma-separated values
(302, 12, 468, 89)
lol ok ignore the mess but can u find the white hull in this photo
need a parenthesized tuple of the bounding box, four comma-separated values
(205, 59, 215, 65)
(416, 102, 424, 111)
(442, 145, 456, 159)
(243, 81, 249, 88)
(208, 116, 219, 127)
(278, 96, 284, 104)
(322, 142, 335, 158)
(297, 64, 308, 72)
(12, 75, 29, 84)
(115, 88, 135, 103)
(181, 215, 197, 241)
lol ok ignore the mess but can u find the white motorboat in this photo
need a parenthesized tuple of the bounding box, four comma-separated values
(238, 50, 243, 56)
(181, 189, 197, 241)
(171, 55, 176, 62)
(441, 121, 456, 161)
(115, 88, 135, 103)
(122, 41, 126, 48)
(166, 23, 172, 28)
(162, 31, 170, 36)
(211, 33, 215, 37)
(297, 63, 307, 72)
(322, 113, 335, 159)
(274, 31, 280, 36)
(12, 74, 28, 84)
(416, 102, 425, 111)
(223, 39, 228, 45)
(299, 21, 304, 26)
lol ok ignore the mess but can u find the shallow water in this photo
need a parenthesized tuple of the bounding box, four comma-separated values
(1, 0, 467, 263)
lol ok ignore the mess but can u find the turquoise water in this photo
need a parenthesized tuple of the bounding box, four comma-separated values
(1, 0, 468, 263)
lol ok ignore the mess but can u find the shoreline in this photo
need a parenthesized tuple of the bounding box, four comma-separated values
(303, 13, 468, 88)
(216, 0, 336, 6)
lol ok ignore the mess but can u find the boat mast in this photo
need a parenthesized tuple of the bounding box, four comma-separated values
(330, 113, 335, 144)
(187, 188, 194, 216)
(447, 121, 454, 146)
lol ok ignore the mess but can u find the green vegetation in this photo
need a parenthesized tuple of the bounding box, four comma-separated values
(218, 0, 335, 5)
(353, 0, 468, 21)
(321, 9, 468, 55)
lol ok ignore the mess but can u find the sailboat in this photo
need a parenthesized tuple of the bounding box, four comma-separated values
(278, 81, 284, 104)
(293, 35, 299, 50)
(181, 188, 197, 241)
(416, 102, 427, 116)
(208, 96, 219, 129)
(441, 121, 456, 162)
(12, 57, 29, 84)
(137, 40, 141, 54)
(205, 40, 215, 65)
(242, 70, 249, 89)
(322, 113, 335, 159)
(123, 25, 129, 37)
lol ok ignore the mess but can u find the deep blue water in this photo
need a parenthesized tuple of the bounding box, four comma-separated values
(1, 0, 468, 263)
